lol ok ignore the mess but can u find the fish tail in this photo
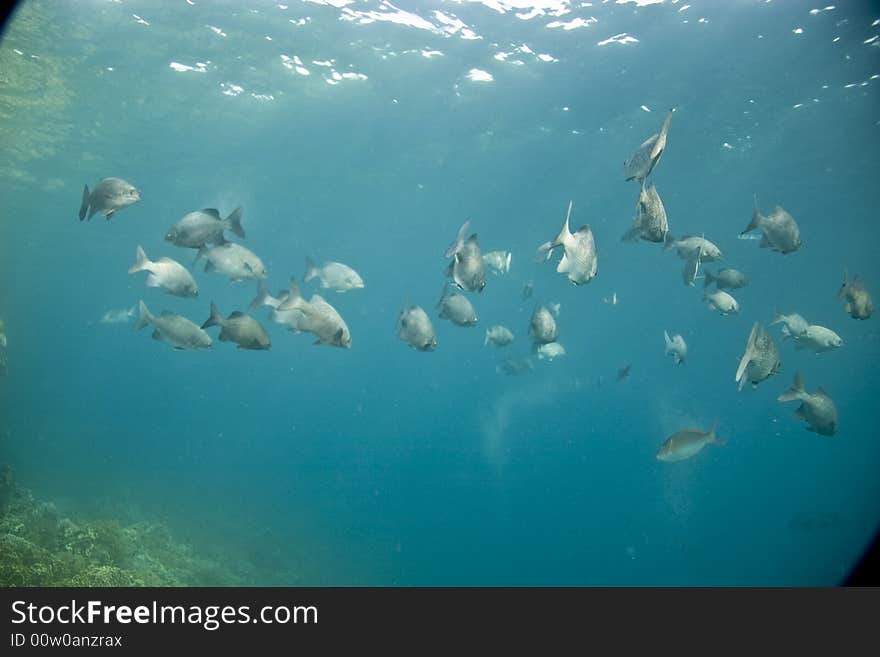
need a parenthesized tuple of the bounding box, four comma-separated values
(620, 226, 639, 243)
(742, 195, 762, 234)
(78, 185, 90, 221)
(226, 206, 245, 239)
(201, 301, 223, 329)
(552, 200, 573, 249)
(248, 280, 272, 311)
(535, 241, 554, 263)
(709, 420, 726, 446)
(445, 219, 471, 258)
(777, 372, 806, 403)
(661, 232, 675, 252)
(304, 256, 319, 283)
(127, 244, 150, 274)
(664, 330, 673, 354)
(735, 321, 760, 389)
(277, 278, 305, 311)
(504, 252, 512, 273)
(133, 300, 152, 331)
(484, 329, 490, 346)
(436, 282, 449, 310)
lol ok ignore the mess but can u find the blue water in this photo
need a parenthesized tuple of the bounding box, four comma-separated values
(1, 0, 879, 585)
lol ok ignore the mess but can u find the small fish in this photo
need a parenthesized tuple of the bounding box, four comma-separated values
(771, 309, 810, 339)
(664, 330, 687, 365)
(838, 270, 873, 320)
(437, 284, 478, 327)
(603, 292, 619, 306)
(536, 341, 566, 360)
(277, 279, 351, 348)
(521, 280, 534, 300)
(484, 325, 514, 347)
(445, 220, 486, 293)
(704, 289, 739, 315)
(196, 242, 267, 282)
(735, 321, 780, 390)
(482, 250, 512, 275)
(656, 421, 725, 463)
(682, 254, 702, 287)
(304, 257, 364, 292)
(617, 363, 632, 382)
(398, 305, 437, 352)
(133, 300, 212, 350)
(529, 304, 558, 345)
(536, 201, 598, 286)
(704, 268, 748, 290)
(128, 245, 199, 298)
(497, 355, 534, 376)
(624, 109, 674, 183)
(201, 302, 271, 350)
(78, 177, 140, 221)
(791, 324, 843, 353)
(164, 207, 244, 248)
(621, 181, 669, 243)
(777, 372, 839, 436)
(664, 235, 723, 262)
(100, 306, 136, 324)
(741, 197, 801, 255)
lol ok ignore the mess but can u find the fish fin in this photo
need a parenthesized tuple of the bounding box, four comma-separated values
(505, 252, 512, 273)
(277, 278, 304, 311)
(794, 404, 807, 420)
(445, 219, 471, 258)
(703, 269, 715, 288)
(202, 208, 221, 218)
(484, 329, 490, 346)
(664, 330, 672, 354)
(742, 196, 762, 234)
(436, 282, 450, 310)
(552, 201, 573, 249)
(204, 261, 216, 273)
(815, 386, 829, 396)
(304, 256, 319, 283)
(151, 329, 164, 342)
(127, 245, 151, 274)
(248, 280, 272, 311)
(661, 232, 675, 252)
(78, 185, 90, 221)
(201, 302, 223, 329)
(133, 300, 152, 331)
(759, 234, 771, 248)
(535, 241, 555, 263)
(225, 206, 245, 238)
(228, 311, 246, 319)
(735, 321, 760, 386)
(709, 420, 725, 445)
(105, 208, 115, 220)
(621, 226, 640, 243)
(145, 273, 161, 288)
(777, 372, 805, 403)
(556, 252, 570, 274)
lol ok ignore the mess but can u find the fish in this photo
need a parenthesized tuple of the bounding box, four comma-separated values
(529, 304, 558, 344)
(664, 235, 723, 262)
(790, 324, 844, 353)
(436, 284, 478, 327)
(536, 341, 566, 360)
(838, 270, 873, 320)
(536, 200, 598, 286)
(771, 309, 810, 339)
(656, 421, 725, 462)
(484, 325, 514, 347)
(603, 292, 619, 306)
(445, 220, 486, 293)
(682, 254, 702, 287)
(621, 181, 669, 243)
(100, 306, 137, 324)
(196, 242, 267, 282)
(704, 268, 748, 290)
(624, 109, 674, 183)
(132, 300, 212, 350)
(128, 245, 199, 298)
(741, 197, 801, 255)
(497, 356, 534, 376)
(304, 257, 364, 292)
(277, 279, 351, 348)
(397, 305, 437, 352)
(201, 302, 271, 350)
(482, 250, 512, 275)
(78, 177, 140, 221)
(777, 372, 839, 436)
(663, 330, 687, 365)
(521, 281, 534, 300)
(704, 289, 739, 315)
(164, 207, 244, 248)
(617, 363, 632, 382)
(735, 321, 781, 390)
(247, 280, 303, 328)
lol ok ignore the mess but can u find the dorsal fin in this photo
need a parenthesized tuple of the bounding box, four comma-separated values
(229, 311, 246, 319)
(202, 208, 221, 218)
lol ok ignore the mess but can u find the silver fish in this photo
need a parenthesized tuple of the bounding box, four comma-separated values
(277, 279, 351, 348)
(398, 305, 437, 352)
(484, 325, 514, 347)
(100, 306, 136, 324)
(664, 330, 687, 365)
(133, 300, 212, 350)
(791, 324, 843, 353)
(704, 268, 748, 290)
(741, 197, 801, 255)
(777, 372, 839, 437)
(78, 177, 140, 221)
(838, 271, 873, 320)
(664, 235, 723, 262)
(196, 242, 267, 282)
(482, 250, 512, 275)
(304, 257, 364, 292)
(624, 109, 673, 183)
(622, 181, 669, 243)
(536, 201, 598, 286)
(682, 254, 702, 287)
(529, 304, 558, 344)
(436, 284, 478, 327)
(497, 355, 534, 376)
(705, 289, 739, 315)
(128, 245, 199, 298)
(656, 421, 725, 462)
(445, 220, 486, 293)
(164, 207, 244, 248)
(735, 321, 781, 390)
(771, 310, 810, 339)
(536, 341, 566, 361)
(201, 302, 271, 350)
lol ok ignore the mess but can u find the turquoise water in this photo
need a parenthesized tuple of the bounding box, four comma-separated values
(1, 0, 879, 585)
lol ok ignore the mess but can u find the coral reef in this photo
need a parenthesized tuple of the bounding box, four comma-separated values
(0, 465, 250, 586)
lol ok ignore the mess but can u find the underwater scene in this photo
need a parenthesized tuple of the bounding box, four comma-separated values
(1, 0, 879, 586)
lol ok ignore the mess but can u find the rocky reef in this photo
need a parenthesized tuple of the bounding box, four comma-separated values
(0, 465, 253, 586)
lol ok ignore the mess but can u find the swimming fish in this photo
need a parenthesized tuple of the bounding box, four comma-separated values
(664, 235, 723, 262)
(741, 197, 801, 255)
(164, 207, 244, 248)
(624, 109, 674, 183)
(621, 181, 669, 243)
(78, 177, 140, 221)
(664, 330, 687, 365)
(304, 257, 365, 293)
(656, 421, 725, 462)
(704, 268, 748, 290)
(705, 289, 739, 315)
(196, 242, 267, 282)
(838, 271, 873, 320)
(128, 245, 199, 298)
(777, 372, 839, 436)
(437, 284, 478, 327)
(277, 279, 351, 348)
(398, 305, 437, 352)
(536, 200, 598, 286)
(100, 306, 137, 324)
(771, 310, 810, 339)
(482, 250, 512, 275)
(536, 341, 566, 361)
(790, 324, 843, 353)
(201, 302, 271, 350)
(445, 220, 486, 293)
(133, 300, 212, 350)
(484, 325, 514, 347)
(735, 321, 780, 390)
(529, 304, 558, 345)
